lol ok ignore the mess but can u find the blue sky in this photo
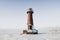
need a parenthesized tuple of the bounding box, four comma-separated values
(0, 0, 60, 30)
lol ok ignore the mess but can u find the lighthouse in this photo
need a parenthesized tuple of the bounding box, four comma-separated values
(23, 8, 38, 34)
(27, 8, 33, 30)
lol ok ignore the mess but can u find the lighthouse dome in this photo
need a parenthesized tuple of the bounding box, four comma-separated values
(27, 8, 33, 13)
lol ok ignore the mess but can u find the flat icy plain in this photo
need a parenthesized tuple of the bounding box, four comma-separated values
(0, 27, 60, 40)
(0, 32, 60, 40)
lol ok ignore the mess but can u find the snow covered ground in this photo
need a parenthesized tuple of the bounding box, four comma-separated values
(0, 33, 60, 40)
(0, 27, 60, 40)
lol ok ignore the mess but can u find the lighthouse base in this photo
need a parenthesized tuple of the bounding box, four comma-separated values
(23, 29, 38, 34)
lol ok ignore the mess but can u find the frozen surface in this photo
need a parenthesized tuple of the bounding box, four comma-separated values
(0, 28, 60, 40)
(0, 32, 60, 40)
(19, 33, 60, 40)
